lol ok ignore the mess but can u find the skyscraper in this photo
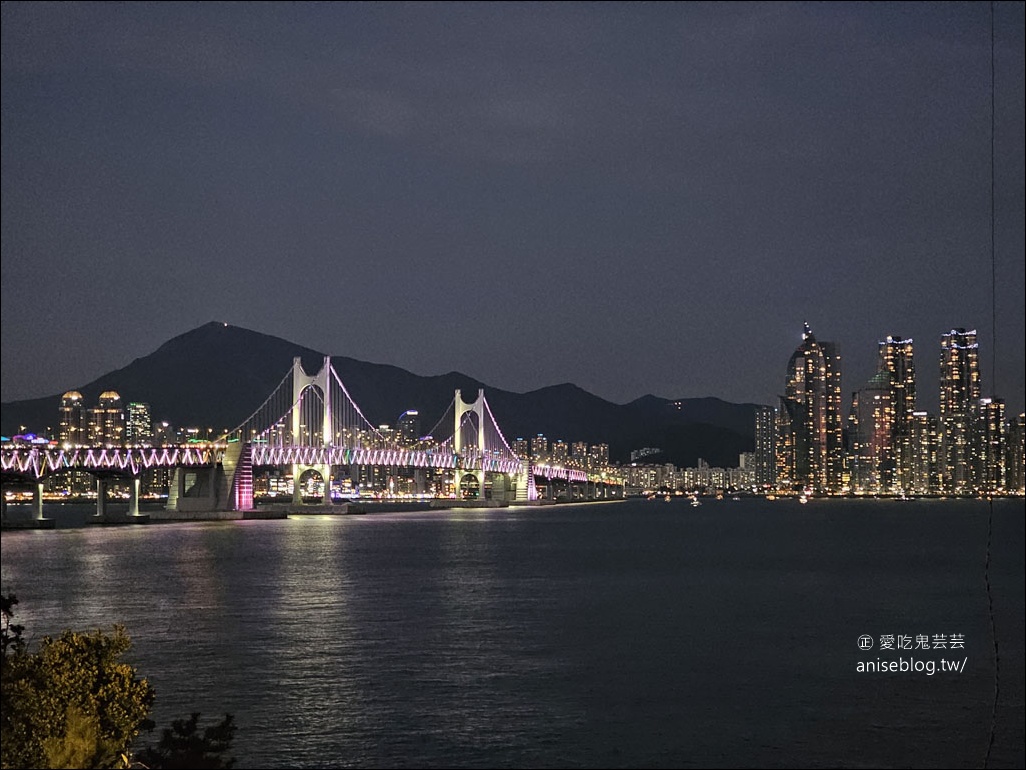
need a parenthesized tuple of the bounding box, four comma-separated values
(1008, 413, 1026, 494)
(848, 371, 896, 494)
(754, 405, 776, 490)
(908, 411, 940, 495)
(878, 336, 915, 491)
(939, 328, 980, 493)
(530, 435, 549, 463)
(977, 398, 1005, 494)
(87, 391, 125, 446)
(777, 323, 843, 493)
(58, 391, 86, 446)
(126, 402, 153, 446)
(396, 410, 421, 445)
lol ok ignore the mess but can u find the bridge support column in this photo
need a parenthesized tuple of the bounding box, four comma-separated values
(96, 478, 109, 519)
(128, 477, 141, 517)
(32, 481, 45, 520)
(454, 469, 485, 500)
(413, 468, 427, 496)
(292, 463, 333, 505)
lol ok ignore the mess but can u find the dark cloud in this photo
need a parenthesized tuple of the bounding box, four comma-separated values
(2, 2, 1023, 416)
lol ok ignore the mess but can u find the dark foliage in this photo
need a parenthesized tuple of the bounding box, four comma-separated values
(136, 713, 237, 770)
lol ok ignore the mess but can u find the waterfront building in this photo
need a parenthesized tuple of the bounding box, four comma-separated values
(848, 373, 895, 494)
(552, 440, 569, 466)
(396, 410, 420, 445)
(530, 434, 549, 463)
(908, 412, 940, 495)
(86, 391, 125, 447)
(514, 437, 530, 460)
(1007, 413, 1025, 494)
(976, 398, 1005, 494)
(738, 452, 756, 489)
(57, 391, 90, 494)
(58, 391, 87, 446)
(777, 324, 844, 493)
(590, 443, 610, 470)
(939, 329, 981, 493)
(878, 336, 916, 491)
(754, 405, 776, 490)
(126, 402, 153, 446)
(571, 441, 589, 468)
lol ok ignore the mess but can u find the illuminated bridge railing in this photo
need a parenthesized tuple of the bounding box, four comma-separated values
(0, 446, 224, 480)
(532, 464, 589, 483)
(2, 445, 597, 485)
(249, 444, 524, 475)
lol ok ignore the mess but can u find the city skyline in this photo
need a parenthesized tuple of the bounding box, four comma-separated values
(7, 319, 1022, 497)
(2, 3, 1024, 415)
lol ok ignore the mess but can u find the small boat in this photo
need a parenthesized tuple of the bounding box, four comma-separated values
(690, 495, 702, 508)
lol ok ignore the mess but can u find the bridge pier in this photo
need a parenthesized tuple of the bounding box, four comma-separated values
(127, 477, 141, 517)
(454, 469, 485, 500)
(293, 463, 334, 505)
(31, 481, 45, 520)
(91, 477, 149, 524)
(96, 478, 111, 519)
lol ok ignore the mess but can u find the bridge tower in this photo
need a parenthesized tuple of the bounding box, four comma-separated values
(453, 389, 486, 499)
(291, 356, 334, 505)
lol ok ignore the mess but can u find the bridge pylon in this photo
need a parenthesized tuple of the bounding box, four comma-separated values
(291, 356, 334, 505)
(453, 389, 486, 499)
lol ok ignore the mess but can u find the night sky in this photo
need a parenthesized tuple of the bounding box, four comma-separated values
(2, 2, 1023, 416)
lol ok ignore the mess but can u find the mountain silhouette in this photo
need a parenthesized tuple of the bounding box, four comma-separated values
(0, 322, 761, 467)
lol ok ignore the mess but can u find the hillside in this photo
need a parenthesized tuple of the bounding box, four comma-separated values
(0, 322, 761, 467)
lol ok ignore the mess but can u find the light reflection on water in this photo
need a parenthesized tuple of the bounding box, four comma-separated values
(1, 499, 1023, 768)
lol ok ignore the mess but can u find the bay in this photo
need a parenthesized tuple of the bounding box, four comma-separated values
(2, 498, 1023, 768)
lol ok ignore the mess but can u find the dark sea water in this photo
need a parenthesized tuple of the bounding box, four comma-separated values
(2, 498, 1023, 769)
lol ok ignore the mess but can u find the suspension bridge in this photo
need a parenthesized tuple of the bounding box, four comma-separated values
(2, 357, 620, 523)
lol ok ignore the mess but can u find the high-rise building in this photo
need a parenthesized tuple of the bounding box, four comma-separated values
(777, 323, 843, 493)
(848, 372, 894, 494)
(1007, 413, 1025, 494)
(976, 398, 1005, 494)
(552, 440, 569, 466)
(58, 391, 87, 446)
(126, 402, 153, 446)
(571, 441, 589, 468)
(513, 437, 530, 460)
(754, 406, 776, 490)
(87, 391, 125, 446)
(530, 435, 549, 463)
(589, 443, 610, 469)
(908, 411, 940, 495)
(57, 391, 91, 494)
(878, 336, 915, 490)
(396, 410, 421, 445)
(939, 329, 980, 493)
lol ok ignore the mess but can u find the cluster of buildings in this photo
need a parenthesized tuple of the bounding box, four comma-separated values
(57, 391, 211, 448)
(512, 436, 610, 474)
(17, 326, 1024, 500)
(755, 325, 1025, 496)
